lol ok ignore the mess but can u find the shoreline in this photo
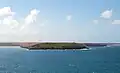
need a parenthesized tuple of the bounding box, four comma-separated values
(0, 46, 20, 48)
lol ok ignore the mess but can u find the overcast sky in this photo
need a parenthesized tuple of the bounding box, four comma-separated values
(0, 0, 120, 42)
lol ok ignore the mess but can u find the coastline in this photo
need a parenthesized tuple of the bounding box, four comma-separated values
(0, 46, 20, 48)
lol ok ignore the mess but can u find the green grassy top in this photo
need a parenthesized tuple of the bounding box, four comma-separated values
(25, 42, 88, 49)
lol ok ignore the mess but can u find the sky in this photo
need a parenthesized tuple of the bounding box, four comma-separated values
(0, 0, 120, 42)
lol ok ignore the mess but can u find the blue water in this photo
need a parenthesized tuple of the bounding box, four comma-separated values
(0, 47, 120, 73)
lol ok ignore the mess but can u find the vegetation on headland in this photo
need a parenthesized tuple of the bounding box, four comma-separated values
(21, 42, 89, 50)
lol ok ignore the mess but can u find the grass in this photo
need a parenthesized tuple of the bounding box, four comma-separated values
(25, 42, 88, 49)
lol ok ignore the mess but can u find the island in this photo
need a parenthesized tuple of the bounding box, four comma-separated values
(20, 42, 89, 50)
(0, 42, 119, 50)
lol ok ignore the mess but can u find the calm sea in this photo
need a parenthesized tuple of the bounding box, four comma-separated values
(0, 46, 120, 73)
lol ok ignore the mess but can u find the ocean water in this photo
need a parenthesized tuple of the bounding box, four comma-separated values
(0, 47, 120, 73)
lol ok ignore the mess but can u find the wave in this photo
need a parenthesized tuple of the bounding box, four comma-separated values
(80, 48, 90, 51)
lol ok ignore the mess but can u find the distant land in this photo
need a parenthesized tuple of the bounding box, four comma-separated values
(21, 42, 89, 50)
(0, 42, 119, 50)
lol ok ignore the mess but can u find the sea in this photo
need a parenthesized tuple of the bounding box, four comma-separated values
(0, 46, 120, 73)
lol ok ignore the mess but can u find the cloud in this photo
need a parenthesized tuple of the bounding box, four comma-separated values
(25, 9, 40, 24)
(0, 7, 15, 17)
(112, 20, 120, 24)
(0, 7, 41, 42)
(66, 15, 72, 21)
(93, 20, 98, 24)
(2, 16, 19, 28)
(100, 9, 112, 19)
(20, 9, 40, 30)
(93, 9, 112, 24)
